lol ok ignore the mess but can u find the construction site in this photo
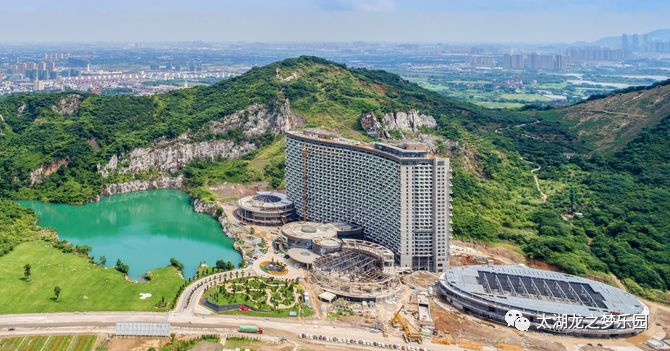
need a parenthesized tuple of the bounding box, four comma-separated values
(212, 189, 670, 351)
(310, 239, 402, 301)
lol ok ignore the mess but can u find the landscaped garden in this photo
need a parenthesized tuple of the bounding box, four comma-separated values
(202, 275, 312, 317)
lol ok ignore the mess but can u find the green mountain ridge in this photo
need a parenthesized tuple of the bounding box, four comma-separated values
(0, 56, 668, 301)
(532, 79, 670, 152)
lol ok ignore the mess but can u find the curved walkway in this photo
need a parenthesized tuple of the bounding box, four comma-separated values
(174, 268, 253, 313)
(530, 163, 548, 203)
(520, 156, 548, 203)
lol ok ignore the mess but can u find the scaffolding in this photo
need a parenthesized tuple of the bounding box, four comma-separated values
(311, 247, 402, 300)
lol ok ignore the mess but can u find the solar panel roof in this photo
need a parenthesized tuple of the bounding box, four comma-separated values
(440, 265, 646, 316)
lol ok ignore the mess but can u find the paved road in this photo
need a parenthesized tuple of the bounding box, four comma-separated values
(0, 269, 462, 350)
(0, 311, 461, 351)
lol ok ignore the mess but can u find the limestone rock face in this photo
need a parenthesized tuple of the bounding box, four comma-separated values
(100, 100, 302, 177)
(101, 176, 184, 196)
(360, 109, 437, 138)
(359, 109, 457, 155)
(51, 94, 83, 116)
(101, 139, 256, 176)
(30, 159, 70, 186)
(206, 99, 302, 138)
(360, 112, 383, 138)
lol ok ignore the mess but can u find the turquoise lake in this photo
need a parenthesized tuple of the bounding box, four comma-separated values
(19, 190, 240, 278)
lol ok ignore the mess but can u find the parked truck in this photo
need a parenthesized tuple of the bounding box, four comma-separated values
(239, 325, 263, 334)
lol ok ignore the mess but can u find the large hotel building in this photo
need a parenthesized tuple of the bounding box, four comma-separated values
(286, 129, 452, 272)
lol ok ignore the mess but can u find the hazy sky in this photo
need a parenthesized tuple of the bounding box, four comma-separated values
(1, 0, 669, 43)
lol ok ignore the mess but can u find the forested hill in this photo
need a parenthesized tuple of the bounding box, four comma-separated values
(499, 80, 670, 301)
(0, 56, 525, 202)
(532, 79, 670, 152)
(0, 56, 668, 302)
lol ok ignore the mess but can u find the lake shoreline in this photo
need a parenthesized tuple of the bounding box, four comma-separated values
(99, 177, 249, 264)
(19, 189, 242, 278)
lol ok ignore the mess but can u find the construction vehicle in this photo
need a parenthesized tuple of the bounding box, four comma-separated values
(390, 306, 422, 344)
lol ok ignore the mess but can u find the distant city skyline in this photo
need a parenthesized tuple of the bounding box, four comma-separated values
(0, 0, 669, 43)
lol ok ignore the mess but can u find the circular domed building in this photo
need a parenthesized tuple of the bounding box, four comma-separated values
(438, 264, 649, 337)
(280, 222, 343, 254)
(236, 191, 295, 226)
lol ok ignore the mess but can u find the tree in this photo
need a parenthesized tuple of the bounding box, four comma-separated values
(53, 286, 61, 301)
(75, 244, 92, 256)
(23, 264, 31, 281)
(115, 259, 129, 275)
(99, 256, 107, 266)
(170, 257, 184, 272)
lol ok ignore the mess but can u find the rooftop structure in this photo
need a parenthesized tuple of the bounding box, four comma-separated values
(311, 239, 401, 301)
(286, 248, 320, 267)
(286, 129, 452, 272)
(279, 221, 363, 254)
(438, 265, 649, 337)
(115, 322, 171, 337)
(236, 191, 295, 226)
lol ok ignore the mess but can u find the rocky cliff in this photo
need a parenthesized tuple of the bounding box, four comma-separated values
(101, 176, 184, 196)
(101, 139, 256, 176)
(192, 199, 235, 239)
(360, 109, 437, 138)
(100, 100, 301, 177)
(51, 94, 83, 116)
(206, 100, 302, 137)
(30, 159, 70, 186)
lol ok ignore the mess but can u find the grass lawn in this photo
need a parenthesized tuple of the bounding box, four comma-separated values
(220, 307, 313, 318)
(0, 241, 184, 313)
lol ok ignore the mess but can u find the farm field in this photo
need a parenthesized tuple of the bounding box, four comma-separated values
(0, 335, 100, 351)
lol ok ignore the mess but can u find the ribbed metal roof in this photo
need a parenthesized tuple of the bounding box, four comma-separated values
(237, 191, 292, 211)
(440, 265, 647, 316)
